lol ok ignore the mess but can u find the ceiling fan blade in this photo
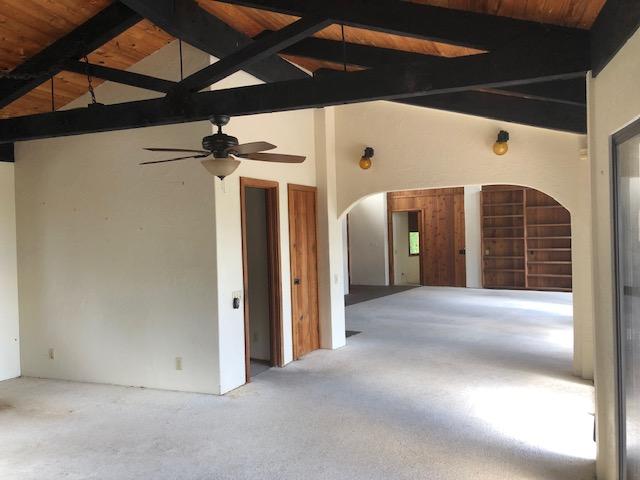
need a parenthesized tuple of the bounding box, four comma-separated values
(227, 141, 276, 156)
(140, 154, 210, 165)
(144, 147, 210, 154)
(244, 152, 306, 163)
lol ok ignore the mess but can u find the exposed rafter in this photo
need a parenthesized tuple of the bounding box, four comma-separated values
(591, 0, 640, 76)
(302, 37, 586, 107)
(214, 0, 589, 51)
(0, 3, 141, 109)
(280, 35, 448, 68)
(174, 16, 331, 92)
(400, 91, 586, 134)
(119, 0, 308, 83)
(63, 61, 177, 94)
(0, 36, 589, 142)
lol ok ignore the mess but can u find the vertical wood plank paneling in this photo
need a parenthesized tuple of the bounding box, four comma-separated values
(388, 187, 465, 287)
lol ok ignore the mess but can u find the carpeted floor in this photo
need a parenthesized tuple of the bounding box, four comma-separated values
(345, 284, 419, 306)
(0, 287, 594, 480)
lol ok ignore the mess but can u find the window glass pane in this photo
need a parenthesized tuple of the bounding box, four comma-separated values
(615, 127, 640, 480)
(409, 231, 420, 255)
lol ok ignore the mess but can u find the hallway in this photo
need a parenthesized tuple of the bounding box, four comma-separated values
(0, 288, 594, 479)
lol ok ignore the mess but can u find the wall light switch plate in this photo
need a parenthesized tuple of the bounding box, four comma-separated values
(175, 357, 183, 371)
(48, 348, 55, 360)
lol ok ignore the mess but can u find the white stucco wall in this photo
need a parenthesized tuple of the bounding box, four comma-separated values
(0, 162, 19, 381)
(15, 43, 220, 393)
(588, 27, 640, 480)
(347, 192, 389, 286)
(334, 101, 593, 380)
(14, 40, 319, 394)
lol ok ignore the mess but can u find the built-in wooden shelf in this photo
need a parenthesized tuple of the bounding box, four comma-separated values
(526, 205, 565, 210)
(528, 273, 572, 278)
(483, 202, 524, 207)
(528, 236, 571, 240)
(486, 269, 525, 273)
(481, 185, 572, 292)
(528, 261, 572, 265)
(528, 223, 571, 227)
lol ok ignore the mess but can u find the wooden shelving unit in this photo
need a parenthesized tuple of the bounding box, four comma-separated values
(481, 185, 572, 292)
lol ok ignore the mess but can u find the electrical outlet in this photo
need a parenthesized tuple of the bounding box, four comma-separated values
(175, 357, 182, 371)
(48, 348, 55, 360)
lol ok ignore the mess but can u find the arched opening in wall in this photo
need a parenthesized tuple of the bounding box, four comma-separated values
(342, 185, 595, 476)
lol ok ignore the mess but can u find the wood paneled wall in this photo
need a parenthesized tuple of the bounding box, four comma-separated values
(387, 188, 465, 287)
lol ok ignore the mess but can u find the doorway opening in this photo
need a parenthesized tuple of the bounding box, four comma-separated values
(390, 210, 423, 286)
(387, 188, 466, 287)
(240, 178, 283, 382)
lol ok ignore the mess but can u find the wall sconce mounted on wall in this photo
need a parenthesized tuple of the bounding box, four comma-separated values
(493, 130, 510, 156)
(359, 147, 374, 169)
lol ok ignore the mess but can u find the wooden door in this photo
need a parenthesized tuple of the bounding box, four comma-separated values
(288, 184, 320, 359)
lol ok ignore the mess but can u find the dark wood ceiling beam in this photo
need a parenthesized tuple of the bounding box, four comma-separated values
(0, 36, 589, 142)
(0, 66, 432, 142)
(215, 0, 589, 51)
(174, 16, 331, 92)
(399, 91, 586, 134)
(0, 3, 141, 109)
(482, 79, 587, 107)
(63, 61, 177, 93)
(119, 0, 307, 83)
(290, 36, 586, 106)
(591, 0, 640, 76)
(0, 143, 14, 162)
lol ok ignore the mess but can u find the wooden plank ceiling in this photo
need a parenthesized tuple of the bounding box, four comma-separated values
(0, 0, 606, 119)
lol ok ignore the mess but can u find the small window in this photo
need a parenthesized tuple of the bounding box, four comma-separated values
(408, 211, 420, 256)
(409, 231, 420, 255)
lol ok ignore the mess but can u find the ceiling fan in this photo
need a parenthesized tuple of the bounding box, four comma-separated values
(140, 114, 306, 179)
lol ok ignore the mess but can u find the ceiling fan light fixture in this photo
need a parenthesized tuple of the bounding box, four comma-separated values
(201, 157, 241, 180)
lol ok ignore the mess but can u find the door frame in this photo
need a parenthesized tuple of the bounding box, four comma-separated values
(612, 117, 640, 480)
(387, 207, 424, 286)
(287, 183, 320, 360)
(240, 177, 283, 383)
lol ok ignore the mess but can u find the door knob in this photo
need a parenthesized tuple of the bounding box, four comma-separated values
(294, 278, 301, 285)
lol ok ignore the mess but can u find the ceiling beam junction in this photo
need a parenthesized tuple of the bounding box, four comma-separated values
(63, 61, 178, 93)
(0, 3, 141, 110)
(172, 16, 331, 93)
(119, 0, 308, 83)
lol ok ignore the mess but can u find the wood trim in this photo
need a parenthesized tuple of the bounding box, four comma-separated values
(287, 183, 320, 360)
(387, 193, 394, 286)
(240, 177, 283, 384)
(346, 214, 352, 289)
